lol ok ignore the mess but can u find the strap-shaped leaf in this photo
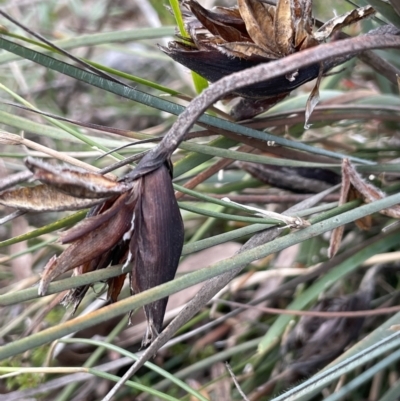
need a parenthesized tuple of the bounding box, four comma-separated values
(0, 37, 373, 165)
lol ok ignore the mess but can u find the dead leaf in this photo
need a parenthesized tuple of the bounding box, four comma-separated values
(294, 0, 317, 50)
(274, 0, 295, 55)
(0, 185, 105, 211)
(348, 186, 373, 230)
(329, 159, 400, 257)
(188, 0, 248, 43)
(39, 191, 137, 295)
(59, 191, 137, 244)
(304, 63, 323, 129)
(328, 159, 352, 258)
(238, 0, 279, 55)
(25, 157, 129, 199)
(343, 159, 400, 219)
(218, 41, 276, 59)
(314, 6, 376, 42)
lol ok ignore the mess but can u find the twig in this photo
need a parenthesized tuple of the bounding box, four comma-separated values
(226, 362, 250, 401)
(213, 299, 400, 318)
(128, 30, 400, 181)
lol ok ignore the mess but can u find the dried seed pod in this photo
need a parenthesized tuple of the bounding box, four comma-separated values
(128, 162, 184, 345)
(25, 157, 130, 199)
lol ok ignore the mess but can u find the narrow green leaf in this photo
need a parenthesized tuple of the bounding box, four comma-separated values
(0, 26, 176, 65)
(0, 37, 374, 165)
(179, 202, 278, 224)
(0, 211, 86, 248)
(62, 338, 210, 401)
(168, 0, 209, 93)
(1, 192, 400, 360)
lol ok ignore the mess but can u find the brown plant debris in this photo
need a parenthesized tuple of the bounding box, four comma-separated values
(248, 266, 378, 400)
(3, 158, 184, 345)
(161, 0, 375, 119)
(329, 159, 400, 257)
(238, 162, 340, 194)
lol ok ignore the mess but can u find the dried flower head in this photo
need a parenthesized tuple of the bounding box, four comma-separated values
(0, 158, 184, 345)
(161, 0, 375, 119)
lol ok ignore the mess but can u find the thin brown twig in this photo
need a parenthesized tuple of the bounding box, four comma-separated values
(226, 362, 250, 401)
(213, 299, 400, 318)
(129, 31, 400, 180)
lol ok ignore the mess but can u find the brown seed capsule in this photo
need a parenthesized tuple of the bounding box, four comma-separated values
(128, 162, 184, 345)
(35, 160, 184, 345)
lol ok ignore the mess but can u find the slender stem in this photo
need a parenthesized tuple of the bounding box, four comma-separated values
(132, 33, 400, 178)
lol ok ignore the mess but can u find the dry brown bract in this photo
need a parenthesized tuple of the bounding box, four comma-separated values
(329, 159, 400, 257)
(161, 0, 375, 119)
(0, 158, 184, 345)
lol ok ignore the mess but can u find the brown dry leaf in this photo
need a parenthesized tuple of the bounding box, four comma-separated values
(238, 0, 279, 56)
(0, 184, 105, 211)
(60, 260, 100, 312)
(59, 190, 137, 244)
(60, 193, 137, 311)
(348, 186, 373, 230)
(314, 6, 376, 42)
(39, 191, 136, 295)
(107, 273, 128, 303)
(328, 160, 352, 258)
(329, 159, 400, 257)
(187, 0, 247, 42)
(293, 0, 318, 50)
(218, 41, 276, 59)
(214, 5, 243, 20)
(343, 159, 400, 219)
(304, 64, 323, 129)
(274, 0, 295, 55)
(25, 157, 129, 199)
